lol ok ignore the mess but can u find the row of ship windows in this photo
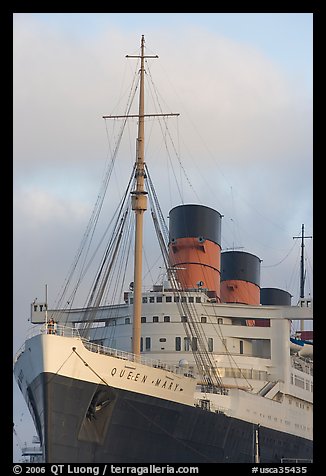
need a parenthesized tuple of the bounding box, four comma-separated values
(247, 410, 311, 432)
(290, 373, 313, 392)
(123, 316, 221, 324)
(130, 296, 203, 304)
(140, 337, 248, 355)
(217, 367, 267, 380)
(289, 401, 311, 410)
(140, 336, 214, 352)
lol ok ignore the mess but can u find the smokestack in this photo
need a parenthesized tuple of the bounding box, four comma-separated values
(260, 288, 292, 306)
(221, 251, 261, 305)
(168, 204, 222, 299)
(258, 288, 292, 327)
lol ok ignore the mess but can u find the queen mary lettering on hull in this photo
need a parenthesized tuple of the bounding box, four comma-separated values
(14, 36, 313, 463)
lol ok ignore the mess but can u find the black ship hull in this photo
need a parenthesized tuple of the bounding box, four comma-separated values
(27, 372, 312, 463)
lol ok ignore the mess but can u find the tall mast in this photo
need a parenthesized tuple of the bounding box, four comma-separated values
(103, 36, 179, 358)
(293, 224, 312, 300)
(130, 35, 148, 357)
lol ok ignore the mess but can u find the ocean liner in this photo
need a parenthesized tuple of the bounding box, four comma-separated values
(14, 36, 313, 463)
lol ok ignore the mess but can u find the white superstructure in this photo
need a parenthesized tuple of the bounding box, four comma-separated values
(28, 289, 313, 441)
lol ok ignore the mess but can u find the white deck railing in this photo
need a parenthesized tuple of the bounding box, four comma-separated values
(14, 323, 196, 378)
(13, 324, 80, 363)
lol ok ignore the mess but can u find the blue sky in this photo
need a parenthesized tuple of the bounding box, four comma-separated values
(13, 12, 313, 461)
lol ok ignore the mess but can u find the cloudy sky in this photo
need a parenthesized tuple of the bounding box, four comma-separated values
(13, 12, 313, 460)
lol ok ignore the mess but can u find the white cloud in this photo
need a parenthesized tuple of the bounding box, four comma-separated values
(13, 13, 313, 304)
(14, 18, 312, 276)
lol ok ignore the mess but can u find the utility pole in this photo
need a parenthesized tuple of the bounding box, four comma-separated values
(254, 425, 260, 464)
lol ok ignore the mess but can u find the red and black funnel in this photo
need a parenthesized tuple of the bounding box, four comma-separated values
(168, 204, 222, 300)
(221, 251, 261, 305)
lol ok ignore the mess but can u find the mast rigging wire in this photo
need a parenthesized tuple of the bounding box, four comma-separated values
(52, 64, 140, 317)
(48, 49, 258, 388)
